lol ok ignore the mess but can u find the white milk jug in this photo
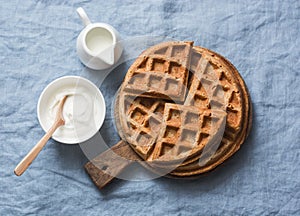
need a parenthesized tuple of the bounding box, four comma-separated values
(76, 7, 123, 70)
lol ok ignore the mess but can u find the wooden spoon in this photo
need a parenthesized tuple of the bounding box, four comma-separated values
(14, 95, 68, 176)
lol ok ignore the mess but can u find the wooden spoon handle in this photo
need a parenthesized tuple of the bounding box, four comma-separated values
(14, 121, 62, 176)
(85, 140, 141, 189)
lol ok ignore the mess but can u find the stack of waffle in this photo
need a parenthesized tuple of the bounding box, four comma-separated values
(115, 41, 252, 176)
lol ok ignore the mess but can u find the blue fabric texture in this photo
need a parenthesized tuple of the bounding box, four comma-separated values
(1, 0, 299, 215)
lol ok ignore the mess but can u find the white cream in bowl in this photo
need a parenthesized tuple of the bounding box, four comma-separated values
(37, 76, 106, 144)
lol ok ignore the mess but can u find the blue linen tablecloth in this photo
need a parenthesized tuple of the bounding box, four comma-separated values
(1, 0, 299, 215)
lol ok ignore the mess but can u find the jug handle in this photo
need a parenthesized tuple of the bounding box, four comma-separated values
(76, 7, 91, 27)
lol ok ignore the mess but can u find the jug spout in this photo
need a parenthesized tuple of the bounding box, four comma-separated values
(97, 45, 115, 66)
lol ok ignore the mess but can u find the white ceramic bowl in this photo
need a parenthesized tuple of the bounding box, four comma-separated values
(37, 76, 106, 144)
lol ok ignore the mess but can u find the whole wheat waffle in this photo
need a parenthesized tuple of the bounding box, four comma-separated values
(116, 93, 226, 165)
(167, 46, 252, 176)
(85, 41, 252, 188)
(139, 46, 252, 176)
(115, 41, 230, 167)
(123, 41, 193, 102)
(116, 42, 251, 174)
(116, 95, 166, 159)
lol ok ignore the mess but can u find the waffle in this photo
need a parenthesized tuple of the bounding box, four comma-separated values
(123, 41, 193, 102)
(115, 94, 165, 159)
(149, 103, 226, 164)
(116, 41, 228, 168)
(86, 41, 252, 184)
(115, 95, 226, 168)
(144, 46, 252, 176)
(117, 43, 251, 175)
(168, 46, 252, 176)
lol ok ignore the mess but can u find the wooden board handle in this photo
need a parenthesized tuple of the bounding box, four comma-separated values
(84, 140, 140, 189)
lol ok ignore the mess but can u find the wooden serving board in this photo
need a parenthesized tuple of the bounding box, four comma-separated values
(84, 140, 141, 189)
